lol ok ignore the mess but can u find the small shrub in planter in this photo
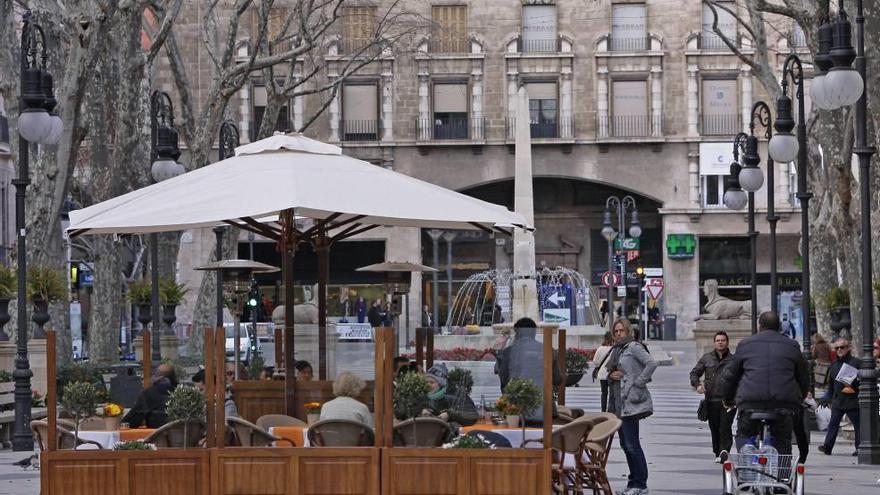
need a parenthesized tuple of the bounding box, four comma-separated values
(166, 385, 206, 449)
(393, 372, 431, 441)
(127, 280, 152, 305)
(112, 440, 157, 451)
(61, 381, 99, 444)
(57, 362, 108, 402)
(442, 434, 492, 449)
(0, 265, 16, 299)
(159, 279, 189, 305)
(821, 287, 850, 310)
(25, 266, 67, 302)
(447, 368, 474, 396)
(502, 378, 543, 446)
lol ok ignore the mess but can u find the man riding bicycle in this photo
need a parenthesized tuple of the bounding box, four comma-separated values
(717, 311, 810, 456)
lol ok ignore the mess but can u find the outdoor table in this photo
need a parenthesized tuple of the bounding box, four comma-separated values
(76, 428, 156, 449)
(269, 426, 308, 447)
(460, 423, 581, 467)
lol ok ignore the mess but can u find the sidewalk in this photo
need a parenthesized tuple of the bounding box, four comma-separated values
(0, 450, 38, 495)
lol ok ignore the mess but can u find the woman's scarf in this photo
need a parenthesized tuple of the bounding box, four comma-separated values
(428, 386, 447, 401)
(605, 336, 635, 373)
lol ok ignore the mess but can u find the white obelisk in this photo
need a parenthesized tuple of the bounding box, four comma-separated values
(511, 86, 539, 321)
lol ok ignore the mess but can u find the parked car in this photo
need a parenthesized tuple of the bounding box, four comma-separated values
(224, 323, 261, 362)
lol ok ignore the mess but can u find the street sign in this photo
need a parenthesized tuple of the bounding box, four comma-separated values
(616, 286, 626, 297)
(645, 267, 663, 277)
(646, 278, 665, 300)
(601, 271, 621, 288)
(614, 237, 640, 251)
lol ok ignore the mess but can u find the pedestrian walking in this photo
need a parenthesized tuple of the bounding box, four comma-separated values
(818, 338, 861, 456)
(780, 314, 795, 338)
(591, 331, 614, 412)
(689, 331, 734, 462)
(606, 318, 657, 495)
(717, 311, 810, 456)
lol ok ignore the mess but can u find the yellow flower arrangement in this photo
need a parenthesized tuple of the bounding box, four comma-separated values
(304, 402, 322, 414)
(103, 403, 123, 417)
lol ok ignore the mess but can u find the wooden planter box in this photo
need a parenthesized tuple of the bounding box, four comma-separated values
(40, 449, 210, 495)
(382, 448, 550, 495)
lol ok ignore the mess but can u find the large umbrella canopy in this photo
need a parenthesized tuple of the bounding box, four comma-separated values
(68, 133, 529, 236)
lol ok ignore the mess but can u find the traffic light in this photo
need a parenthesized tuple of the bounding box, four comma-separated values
(248, 283, 259, 309)
(635, 263, 645, 280)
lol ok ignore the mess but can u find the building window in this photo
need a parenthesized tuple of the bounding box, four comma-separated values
(521, 5, 557, 53)
(433, 83, 469, 139)
(610, 80, 649, 137)
(701, 78, 739, 135)
(253, 8, 289, 44)
(701, 174, 735, 207)
(431, 5, 468, 53)
(611, 3, 647, 51)
(342, 6, 377, 54)
(526, 82, 558, 138)
(252, 84, 289, 141)
(341, 83, 379, 141)
(701, 1, 736, 49)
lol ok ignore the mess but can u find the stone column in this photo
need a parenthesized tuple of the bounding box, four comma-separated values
(740, 66, 752, 134)
(597, 68, 609, 138)
(689, 144, 701, 206)
(382, 60, 394, 142)
(650, 62, 663, 136)
(328, 77, 340, 142)
(507, 72, 519, 137)
(471, 57, 484, 140)
(292, 60, 304, 132)
(560, 69, 573, 138)
(418, 71, 431, 140)
(687, 64, 699, 137)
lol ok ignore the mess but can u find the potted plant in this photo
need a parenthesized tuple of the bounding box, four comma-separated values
(26, 266, 66, 338)
(165, 385, 206, 449)
(502, 377, 543, 447)
(159, 279, 188, 333)
(128, 279, 153, 328)
(393, 372, 430, 440)
(442, 434, 492, 449)
(565, 349, 591, 387)
(61, 381, 99, 445)
(112, 440, 157, 451)
(305, 402, 322, 425)
(822, 287, 851, 334)
(0, 265, 15, 341)
(100, 402, 123, 430)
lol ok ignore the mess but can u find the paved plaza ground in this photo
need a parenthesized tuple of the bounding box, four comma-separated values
(0, 339, 875, 494)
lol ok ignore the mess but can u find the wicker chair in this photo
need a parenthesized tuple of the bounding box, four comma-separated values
(392, 417, 452, 447)
(227, 416, 294, 447)
(143, 420, 207, 448)
(524, 415, 604, 494)
(307, 419, 374, 447)
(30, 421, 104, 451)
(255, 414, 307, 431)
(579, 417, 622, 495)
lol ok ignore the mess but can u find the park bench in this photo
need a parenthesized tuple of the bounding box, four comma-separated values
(0, 381, 47, 448)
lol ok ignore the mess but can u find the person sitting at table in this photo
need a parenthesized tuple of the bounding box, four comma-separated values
(191, 368, 239, 418)
(295, 360, 314, 381)
(422, 364, 479, 426)
(319, 372, 374, 429)
(122, 363, 177, 428)
(496, 317, 563, 426)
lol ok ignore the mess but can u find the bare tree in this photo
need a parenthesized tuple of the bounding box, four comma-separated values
(706, 0, 880, 350)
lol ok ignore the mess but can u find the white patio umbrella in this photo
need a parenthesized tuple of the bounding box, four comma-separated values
(68, 133, 529, 236)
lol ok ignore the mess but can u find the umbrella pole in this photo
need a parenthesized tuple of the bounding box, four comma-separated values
(316, 233, 329, 380)
(283, 237, 298, 417)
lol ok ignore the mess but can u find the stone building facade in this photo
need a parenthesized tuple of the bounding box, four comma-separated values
(157, 1, 814, 338)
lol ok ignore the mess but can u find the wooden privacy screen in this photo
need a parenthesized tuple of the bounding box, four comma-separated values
(233, 380, 377, 423)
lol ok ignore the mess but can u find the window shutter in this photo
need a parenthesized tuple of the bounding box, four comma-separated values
(525, 82, 557, 100)
(612, 4, 646, 40)
(433, 84, 468, 113)
(522, 6, 556, 44)
(612, 81, 648, 117)
(343, 85, 379, 121)
(701, 79, 737, 116)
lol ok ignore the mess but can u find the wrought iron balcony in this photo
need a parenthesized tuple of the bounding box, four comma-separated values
(416, 117, 485, 141)
(597, 115, 663, 138)
(608, 35, 650, 52)
(429, 37, 469, 54)
(521, 38, 558, 53)
(341, 120, 380, 141)
(505, 115, 574, 140)
(700, 114, 741, 136)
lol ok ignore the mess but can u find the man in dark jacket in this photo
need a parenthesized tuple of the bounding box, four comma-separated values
(497, 317, 562, 425)
(717, 311, 810, 455)
(122, 363, 178, 428)
(818, 339, 861, 456)
(690, 331, 735, 461)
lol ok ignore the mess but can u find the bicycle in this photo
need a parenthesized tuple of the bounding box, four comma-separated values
(721, 411, 805, 495)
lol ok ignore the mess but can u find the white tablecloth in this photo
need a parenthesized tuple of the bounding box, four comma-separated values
(463, 427, 583, 468)
(76, 430, 120, 449)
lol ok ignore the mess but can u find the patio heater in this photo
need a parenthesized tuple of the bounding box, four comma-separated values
(196, 259, 279, 379)
(356, 262, 437, 352)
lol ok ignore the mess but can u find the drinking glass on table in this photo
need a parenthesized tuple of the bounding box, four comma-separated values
(119, 422, 130, 430)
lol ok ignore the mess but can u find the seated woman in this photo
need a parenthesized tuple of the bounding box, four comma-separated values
(423, 364, 479, 426)
(319, 372, 374, 430)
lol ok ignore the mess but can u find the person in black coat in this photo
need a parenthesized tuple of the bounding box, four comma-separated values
(716, 311, 810, 455)
(689, 331, 735, 461)
(818, 339, 861, 456)
(367, 298, 384, 327)
(122, 363, 178, 428)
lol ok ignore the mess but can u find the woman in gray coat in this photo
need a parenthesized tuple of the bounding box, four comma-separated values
(607, 318, 657, 495)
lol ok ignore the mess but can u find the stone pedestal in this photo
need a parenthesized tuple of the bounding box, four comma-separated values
(0, 341, 15, 375)
(27, 339, 47, 396)
(133, 335, 182, 362)
(133, 336, 145, 362)
(694, 319, 752, 355)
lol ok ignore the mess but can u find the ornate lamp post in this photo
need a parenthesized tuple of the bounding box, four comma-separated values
(13, 11, 63, 451)
(148, 91, 185, 361)
(745, 102, 778, 312)
(725, 133, 758, 334)
(213, 121, 240, 328)
(602, 196, 640, 333)
(769, 54, 812, 367)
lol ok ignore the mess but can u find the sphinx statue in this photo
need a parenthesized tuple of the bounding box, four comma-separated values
(695, 279, 751, 320)
(271, 283, 320, 325)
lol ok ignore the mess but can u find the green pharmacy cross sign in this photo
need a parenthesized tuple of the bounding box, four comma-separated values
(666, 234, 696, 259)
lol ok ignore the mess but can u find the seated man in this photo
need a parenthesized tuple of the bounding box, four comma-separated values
(122, 363, 178, 428)
(191, 368, 239, 418)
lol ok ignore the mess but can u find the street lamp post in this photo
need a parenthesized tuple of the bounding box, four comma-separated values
(725, 133, 758, 334)
(427, 229, 443, 330)
(746, 102, 777, 312)
(807, 4, 877, 463)
(149, 91, 185, 362)
(769, 54, 812, 368)
(12, 11, 63, 451)
(602, 196, 641, 333)
(213, 121, 240, 329)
